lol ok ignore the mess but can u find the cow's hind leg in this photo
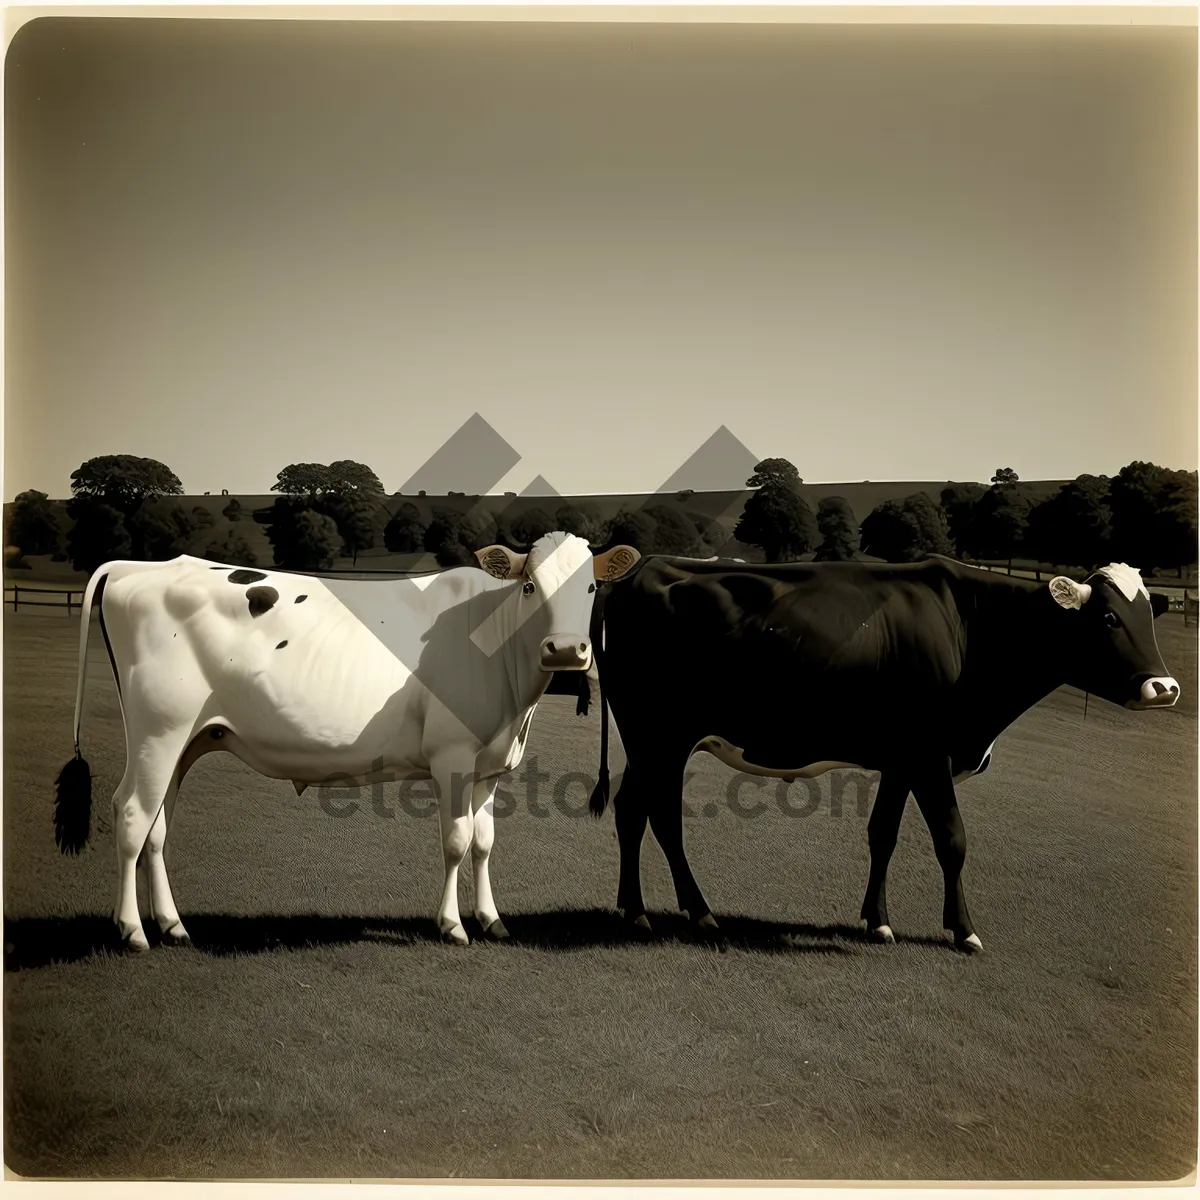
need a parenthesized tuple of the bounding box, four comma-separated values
(859, 772, 910, 944)
(470, 778, 508, 941)
(137, 731, 216, 947)
(645, 761, 716, 932)
(141, 781, 189, 946)
(112, 731, 192, 951)
(612, 766, 652, 932)
(911, 765, 981, 953)
(431, 751, 476, 946)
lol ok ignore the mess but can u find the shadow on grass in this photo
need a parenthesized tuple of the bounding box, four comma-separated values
(4, 908, 949, 970)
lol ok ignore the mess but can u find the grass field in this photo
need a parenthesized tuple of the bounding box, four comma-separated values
(3, 605, 1197, 1181)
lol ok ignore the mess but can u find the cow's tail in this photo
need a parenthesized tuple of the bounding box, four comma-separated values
(588, 685, 610, 818)
(588, 590, 611, 818)
(54, 559, 143, 854)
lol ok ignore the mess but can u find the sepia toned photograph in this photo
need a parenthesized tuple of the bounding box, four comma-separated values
(3, 7, 1197, 1184)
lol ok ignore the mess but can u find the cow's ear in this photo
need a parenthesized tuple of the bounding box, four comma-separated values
(1049, 576, 1092, 610)
(593, 545, 641, 582)
(1150, 591, 1170, 620)
(474, 545, 527, 580)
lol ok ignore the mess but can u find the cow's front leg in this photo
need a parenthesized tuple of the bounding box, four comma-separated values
(470, 778, 508, 940)
(431, 752, 477, 946)
(859, 772, 910, 944)
(911, 764, 981, 953)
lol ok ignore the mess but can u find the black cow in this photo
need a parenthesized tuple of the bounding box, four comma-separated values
(587, 555, 1179, 952)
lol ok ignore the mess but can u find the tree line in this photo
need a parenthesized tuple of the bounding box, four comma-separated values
(733, 458, 1197, 576)
(6, 452, 1197, 578)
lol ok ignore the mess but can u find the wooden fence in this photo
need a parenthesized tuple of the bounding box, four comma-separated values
(5, 585, 83, 614)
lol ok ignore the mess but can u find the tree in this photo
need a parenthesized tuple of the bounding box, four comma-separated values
(1152, 470, 1198, 577)
(264, 497, 305, 567)
(860, 500, 924, 562)
(555, 504, 610, 547)
(734, 458, 817, 561)
(645, 505, 704, 555)
(605, 509, 659, 554)
(1109, 461, 1198, 574)
(1025, 475, 1111, 571)
(747, 458, 803, 489)
(7, 490, 61, 556)
(326, 460, 384, 497)
(70, 455, 183, 520)
(279, 510, 340, 571)
(129, 503, 199, 561)
(66, 498, 132, 573)
(327, 493, 377, 565)
(687, 512, 727, 555)
(424, 511, 472, 568)
(991, 467, 1020, 485)
(204, 531, 257, 568)
(860, 493, 951, 563)
(459, 510, 500, 552)
(903, 493, 953, 558)
(814, 496, 860, 561)
(940, 483, 987, 555)
(222, 498, 243, 523)
(271, 463, 333, 502)
(509, 508, 555, 547)
(961, 485, 1030, 565)
(384, 503, 427, 553)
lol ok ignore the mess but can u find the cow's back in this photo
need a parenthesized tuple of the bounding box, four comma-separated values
(600, 557, 968, 769)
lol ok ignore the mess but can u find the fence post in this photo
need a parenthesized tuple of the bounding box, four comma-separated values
(12, 585, 17, 613)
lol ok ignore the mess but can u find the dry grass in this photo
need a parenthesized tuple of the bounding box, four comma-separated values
(3, 607, 1196, 1180)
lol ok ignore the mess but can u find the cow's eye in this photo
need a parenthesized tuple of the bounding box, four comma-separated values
(588, 583, 596, 594)
(1104, 611, 1121, 630)
(522, 580, 535, 596)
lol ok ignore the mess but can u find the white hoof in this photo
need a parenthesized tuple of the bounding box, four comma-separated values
(697, 913, 720, 930)
(632, 914, 653, 931)
(958, 933, 983, 953)
(870, 924, 896, 945)
(481, 917, 510, 941)
(120, 925, 150, 953)
(439, 922, 470, 946)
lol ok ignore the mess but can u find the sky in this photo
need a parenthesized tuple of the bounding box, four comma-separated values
(4, 14, 1197, 500)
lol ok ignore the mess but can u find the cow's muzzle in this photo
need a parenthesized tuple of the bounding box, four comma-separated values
(540, 637, 592, 672)
(1126, 675, 1181, 710)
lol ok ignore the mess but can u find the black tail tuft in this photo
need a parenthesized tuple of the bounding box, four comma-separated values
(589, 767, 610, 818)
(54, 755, 93, 854)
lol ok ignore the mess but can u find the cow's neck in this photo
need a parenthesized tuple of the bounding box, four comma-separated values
(955, 571, 1068, 740)
(491, 583, 553, 729)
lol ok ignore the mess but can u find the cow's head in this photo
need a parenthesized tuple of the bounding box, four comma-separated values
(474, 533, 640, 672)
(1049, 563, 1180, 710)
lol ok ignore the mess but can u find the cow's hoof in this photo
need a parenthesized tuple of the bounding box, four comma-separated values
(955, 933, 983, 954)
(869, 924, 896, 945)
(622, 912, 654, 937)
(160, 922, 192, 947)
(481, 917, 510, 941)
(693, 912, 721, 935)
(120, 928, 151, 953)
(440, 923, 470, 946)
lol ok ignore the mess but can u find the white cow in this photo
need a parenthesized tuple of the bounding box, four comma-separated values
(55, 533, 640, 950)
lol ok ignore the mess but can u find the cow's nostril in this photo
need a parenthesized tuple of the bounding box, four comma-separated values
(546, 641, 556, 654)
(1153, 681, 1167, 695)
(579, 643, 588, 654)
